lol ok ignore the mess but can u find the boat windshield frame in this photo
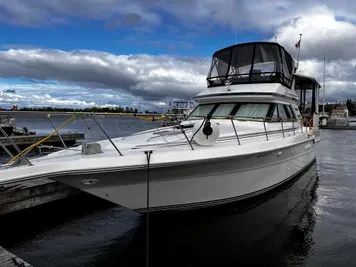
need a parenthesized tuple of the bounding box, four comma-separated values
(186, 102, 297, 121)
(206, 42, 295, 89)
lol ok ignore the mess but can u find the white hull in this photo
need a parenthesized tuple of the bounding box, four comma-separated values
(53, 138, 316, 212)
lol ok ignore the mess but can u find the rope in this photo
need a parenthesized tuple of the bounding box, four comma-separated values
(8, 115, 75, 164)
(189, 117, 206, 143)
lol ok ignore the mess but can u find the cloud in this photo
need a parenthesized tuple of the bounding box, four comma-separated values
(0, 49, 209, 101)
(0, 83, 160, 111)
(0, 0, 160, 28)
(296, 59, 356, 102)
(1, 0, 356, 105)
(269, 5, 356, 102)
(273, 6, 356, 61)
(0, 0, 355, 35)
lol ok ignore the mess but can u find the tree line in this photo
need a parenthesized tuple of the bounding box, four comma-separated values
(19, 106, 159, 114)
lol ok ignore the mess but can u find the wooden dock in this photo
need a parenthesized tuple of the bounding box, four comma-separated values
(0, 245, 32, 267)
(0, 178, 80, 216)
(0, 132, 84, 152)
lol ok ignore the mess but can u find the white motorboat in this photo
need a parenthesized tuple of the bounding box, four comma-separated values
(329, 105, 350, 126)
(159, 101, 196, 127)
(0, 42, 321, 212)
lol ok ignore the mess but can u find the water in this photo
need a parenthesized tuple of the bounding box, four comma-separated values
(1, 114, 356, 266)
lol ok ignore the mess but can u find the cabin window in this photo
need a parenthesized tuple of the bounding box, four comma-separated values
(277, 104, 288, 120)
(286, 105, 295, 119)
(188, 104, 215, 119)
(234, 103, 270, 119)
(271, 105, 278, 119)
(212, 103, 236, 117)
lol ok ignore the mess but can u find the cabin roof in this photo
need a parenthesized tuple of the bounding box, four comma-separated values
(294, 74, 321, 90)
(212, 42, 293, 59)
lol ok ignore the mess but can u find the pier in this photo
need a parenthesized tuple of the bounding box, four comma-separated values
(0, 245, 32, 267)
(0, 132, 85, 152)
(0, 178, 80, 216)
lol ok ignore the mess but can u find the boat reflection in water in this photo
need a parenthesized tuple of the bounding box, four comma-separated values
(113, 160, 319, 267)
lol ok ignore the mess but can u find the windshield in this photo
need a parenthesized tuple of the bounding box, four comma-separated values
(234, 104, 270, 119)
(187, 103, 273, 120)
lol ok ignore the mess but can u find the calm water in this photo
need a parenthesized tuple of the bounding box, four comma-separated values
(1, 113, 356, 267)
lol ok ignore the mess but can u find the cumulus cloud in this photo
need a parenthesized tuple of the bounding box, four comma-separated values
(1, 0, 356, 105)
(0, 89, 96, 108)
(0, 84, 139, 109)
(0, 0, 356, 34)
(0, 49, 209, 101)
(0, 0, 160, 28)
(273, 6, 356, 61)
(269, 5, 356, 102)
(296, 59, 356, 101)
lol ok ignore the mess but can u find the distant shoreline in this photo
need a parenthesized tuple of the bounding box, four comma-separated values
(0, 110, 165, 117)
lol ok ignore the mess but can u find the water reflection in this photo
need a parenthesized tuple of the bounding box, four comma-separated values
(116, 161, 319, 267)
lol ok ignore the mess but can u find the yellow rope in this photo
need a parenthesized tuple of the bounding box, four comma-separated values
(8, 115, 75, 164)
(136, 115, 169, 121)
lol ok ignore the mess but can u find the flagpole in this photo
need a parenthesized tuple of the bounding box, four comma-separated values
(296, 34, 302, 70)
(322, 52, 326, 113)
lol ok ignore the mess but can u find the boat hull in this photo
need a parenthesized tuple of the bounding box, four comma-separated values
(52, 139, 316, 212)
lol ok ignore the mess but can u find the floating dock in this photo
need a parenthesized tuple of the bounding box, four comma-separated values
(0, 245, 32, 267)
(0, 132, 85, 152)
(0, 178, 80, 216)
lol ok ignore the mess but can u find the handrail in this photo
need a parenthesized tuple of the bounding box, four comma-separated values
(280, 118, 285, 138)
(8, 115, 75, 164)
(229, 116, 241, 145)
(186, 114, 299, 122)
(47, 114, 67, 149)
(91, 114, 123, 156)
(2, 111, 312, 168)
(174, 116, 194, 150)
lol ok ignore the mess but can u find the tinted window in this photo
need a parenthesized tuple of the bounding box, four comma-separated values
(283, 105, 292, 118)
(213, 103, 236, 117)
(234, 103, 270, 118)
(188, 104, 215, 119)
(277, 104, 288, 120)
(287, 105, 295, 119)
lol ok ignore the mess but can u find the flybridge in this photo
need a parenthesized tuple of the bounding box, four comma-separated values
(206, 42, 295, 89)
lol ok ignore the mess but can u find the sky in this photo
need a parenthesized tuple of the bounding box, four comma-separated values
(1, 0, 356, 111)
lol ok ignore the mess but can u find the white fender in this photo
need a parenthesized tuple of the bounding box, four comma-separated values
(192, 120, 220, 146)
